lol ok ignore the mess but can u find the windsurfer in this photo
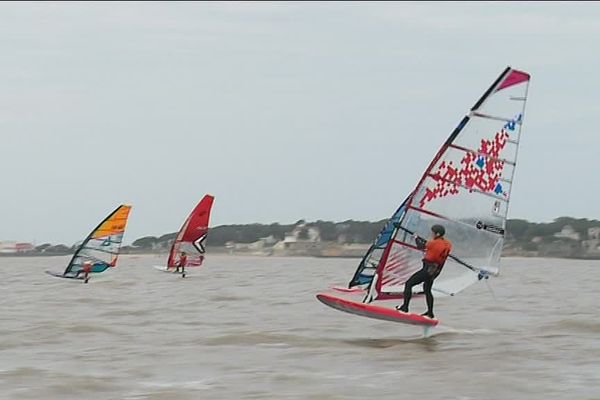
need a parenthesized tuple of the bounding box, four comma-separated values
(76, 260, 93, 283)
(176, 251, 187, 275)
(396, 225, 451, 319)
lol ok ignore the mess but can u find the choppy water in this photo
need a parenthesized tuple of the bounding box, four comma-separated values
(0, 255, 599, 399)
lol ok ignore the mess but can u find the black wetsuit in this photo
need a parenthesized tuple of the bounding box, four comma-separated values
(400, 261, 442, 316)
(399, 237, 445, 316)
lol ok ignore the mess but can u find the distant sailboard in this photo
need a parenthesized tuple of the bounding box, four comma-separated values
(154, 195, 214, 277)
(153, 265, 178, 274)
(45, 205, 132, 282)
(318, 66, 531, 327)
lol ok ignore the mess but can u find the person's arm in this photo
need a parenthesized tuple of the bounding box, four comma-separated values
(392, 223, 427, 250)
(415, 235, 427, 250)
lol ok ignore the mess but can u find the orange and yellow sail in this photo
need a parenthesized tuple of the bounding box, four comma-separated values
(64, 205, 132, 276)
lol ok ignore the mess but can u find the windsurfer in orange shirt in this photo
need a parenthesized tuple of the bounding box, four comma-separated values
(396, 225, 452, 319)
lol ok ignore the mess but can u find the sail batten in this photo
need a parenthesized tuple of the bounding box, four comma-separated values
(79, 246, 122, 255)
(423, 174, 512, 202)
(448, 143, 517, 166)
(471, 112, 521, 123)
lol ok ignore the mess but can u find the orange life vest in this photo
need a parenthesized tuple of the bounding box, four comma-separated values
(424, 237, 452, 266)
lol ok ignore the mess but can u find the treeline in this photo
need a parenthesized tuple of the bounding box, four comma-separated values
(506, 217, 600, 241)
(130, 217, 600, 250)
(15, 216, 599, 257)
(131, 219, 388, 249)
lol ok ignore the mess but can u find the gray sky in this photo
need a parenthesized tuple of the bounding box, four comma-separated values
(1, 2, 598, 244)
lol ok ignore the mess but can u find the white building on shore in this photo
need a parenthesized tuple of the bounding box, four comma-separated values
(553, 225, 580, 241)
(0, 241, 35, 254)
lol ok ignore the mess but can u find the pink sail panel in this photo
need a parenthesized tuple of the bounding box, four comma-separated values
(167, 195, 215, 269)
(496, 69, 530, 92)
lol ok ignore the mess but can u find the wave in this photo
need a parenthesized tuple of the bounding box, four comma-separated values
(139, 378, 215, 391)
(201, 329, 491, 350)
(540, 318, 600, 334)
(203, 331, 345, 349)
(207, 294, 252, 302)
(97, 308, 155, 318)
(0, 367, 46, 379)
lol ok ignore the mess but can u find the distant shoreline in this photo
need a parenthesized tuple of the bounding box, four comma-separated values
(2, 249, 600, 261)
(3, 216, 600, 260)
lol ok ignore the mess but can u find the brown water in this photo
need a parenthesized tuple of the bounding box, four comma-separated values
(0, 255, 598, 399)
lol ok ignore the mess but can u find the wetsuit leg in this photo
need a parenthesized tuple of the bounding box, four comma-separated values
(422, 261, 441, 317)
(423, 278, 434, 315)
(400, 269, 428, 310)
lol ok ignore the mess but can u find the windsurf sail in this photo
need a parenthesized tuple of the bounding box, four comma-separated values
(359, 66, 530, 302)
(63, 205, 132, 277)
(166, 195, 215, 269)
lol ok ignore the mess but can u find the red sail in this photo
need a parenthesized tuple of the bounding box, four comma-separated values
(167, 195, 215, 269)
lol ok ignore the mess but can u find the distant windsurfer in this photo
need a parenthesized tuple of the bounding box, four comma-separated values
(396, 225, 452, 319)
(176, 251, 187, 276)
(76, 260, 93, 284)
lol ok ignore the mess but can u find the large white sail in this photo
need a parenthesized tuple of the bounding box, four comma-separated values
(363, 67, 530, 301)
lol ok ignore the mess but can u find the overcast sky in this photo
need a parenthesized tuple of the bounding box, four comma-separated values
(1, 2, 598, 244)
